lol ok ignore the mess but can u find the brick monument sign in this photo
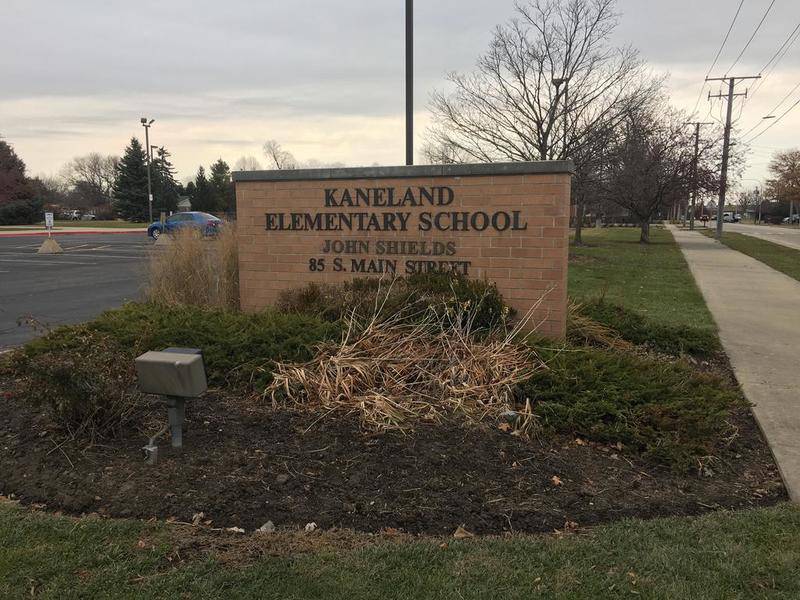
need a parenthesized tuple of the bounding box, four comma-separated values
(233, 161, 573, 338)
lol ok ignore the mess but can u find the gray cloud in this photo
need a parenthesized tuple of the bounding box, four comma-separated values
(1, 0, 797, 182)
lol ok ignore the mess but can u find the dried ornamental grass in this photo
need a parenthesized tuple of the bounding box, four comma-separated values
(265, 291, 547, 432)
(145, 225, 239, 310)
(566, 300, 634, 351)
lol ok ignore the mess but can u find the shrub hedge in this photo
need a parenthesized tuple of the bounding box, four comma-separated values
(518, 346, 742, 470)
(277, 273, 512, 330)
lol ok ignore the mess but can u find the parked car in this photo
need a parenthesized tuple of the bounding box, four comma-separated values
(147, 211, 222, 240)
(81, 212, 96, 221)
(782, 215, 800, 224)
(722, 212, 741, 223)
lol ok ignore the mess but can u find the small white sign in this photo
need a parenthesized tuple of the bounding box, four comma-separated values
(44, 212, 54, 229)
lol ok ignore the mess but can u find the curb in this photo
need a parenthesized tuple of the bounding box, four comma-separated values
(0, 229, 146, 238)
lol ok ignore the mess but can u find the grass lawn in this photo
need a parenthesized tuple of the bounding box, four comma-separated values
(2, 501, 799, 599)
(568, 227, 719, 355)
(0, 221, 146, 230)
(569, 227, 713, 329)
(702, 230, 800, 282)
(52, 220, 147, 228)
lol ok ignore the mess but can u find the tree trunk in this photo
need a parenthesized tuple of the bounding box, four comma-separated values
(574, 197, 586, 245)
(639, 219, 650, 244)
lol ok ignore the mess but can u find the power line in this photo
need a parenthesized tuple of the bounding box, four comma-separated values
(748, 21, 800, 99)
(692, 0, 746, 116)
(725, 0, 776, 76)
(745, 93, 800, 144)
(741, 80, 800, 139)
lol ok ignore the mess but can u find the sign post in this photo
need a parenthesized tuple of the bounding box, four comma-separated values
(37, 211, 63, 254)
(44, 212, 54, 237)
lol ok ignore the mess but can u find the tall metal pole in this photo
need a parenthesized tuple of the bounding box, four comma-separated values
(405, 0, 413, 166)
(141, 118, 154, 223)
(563, 78, 569, 157)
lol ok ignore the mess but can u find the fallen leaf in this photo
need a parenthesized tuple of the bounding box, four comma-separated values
(191, 512, 204, 527)
(575, 438, 587, 446)
(497, 423, 512, 432)
(226, 526, 245, 534)
(551, 475, 563, 486)
(136, 539, 147, 549)
(453, 525, 474, 539)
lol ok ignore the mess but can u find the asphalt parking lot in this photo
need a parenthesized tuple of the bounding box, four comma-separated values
(0, 233, 150, 349)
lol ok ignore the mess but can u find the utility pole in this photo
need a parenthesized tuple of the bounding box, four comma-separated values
(706, 75, 759, 238)
(685, 121, 713, 231)
(405, 0, 413, 166)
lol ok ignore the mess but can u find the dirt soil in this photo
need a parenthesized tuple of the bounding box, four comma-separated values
(0, 384, 786, 535)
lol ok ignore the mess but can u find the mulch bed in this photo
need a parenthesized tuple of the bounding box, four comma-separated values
(0, 383, 786, 535)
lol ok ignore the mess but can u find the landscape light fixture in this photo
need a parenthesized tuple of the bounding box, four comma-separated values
(141, 117, 155, 222)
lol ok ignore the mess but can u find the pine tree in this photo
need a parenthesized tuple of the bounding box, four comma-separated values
(151, 147, 180, 214)
(208, 158, 234, 213)
(190, 166, 214, 212)
(0, 139, 41, 225)
(0, 140, 30, 205)
(112, 137, 149, 221)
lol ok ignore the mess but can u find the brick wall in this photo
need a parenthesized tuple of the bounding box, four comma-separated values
(234, 163, 572, 339)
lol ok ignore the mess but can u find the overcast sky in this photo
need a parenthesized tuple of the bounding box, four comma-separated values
(1, 0, 798, 187)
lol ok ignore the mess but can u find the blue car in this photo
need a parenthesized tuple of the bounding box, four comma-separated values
(147, 211, 222, 240)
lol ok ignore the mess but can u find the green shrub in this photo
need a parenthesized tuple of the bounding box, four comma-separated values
(576, 299, 720, 356)
(278, 273, 512, 330)
(517, 346, 742, 470)
(0, 198, 43, 225)
(13, 332, 145, 440)
(19, 302, 341, 389)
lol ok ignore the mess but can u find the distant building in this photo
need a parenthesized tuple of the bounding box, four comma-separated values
(177, 196, 191, 211)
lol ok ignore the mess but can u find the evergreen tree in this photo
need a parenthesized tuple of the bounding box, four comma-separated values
(190, 166, 214, 211)
(0, 140, 30, 205)
(151, 146, 180, 214)
(112, 137, 149, 221)
(208, 158, 234, 213)
(0, 139, 40, 225)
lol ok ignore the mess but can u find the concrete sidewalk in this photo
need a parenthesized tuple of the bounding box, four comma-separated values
(669, 225, 800, 501)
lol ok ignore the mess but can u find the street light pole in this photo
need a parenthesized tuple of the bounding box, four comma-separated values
(405, 0, 413, 165)
(141, 117, 155, 223)
(551, 77, 570, 159)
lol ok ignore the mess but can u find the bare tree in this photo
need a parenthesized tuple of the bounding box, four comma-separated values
(60, 153, 118, 206)
(599, 104, 698, 243)
(735, 187, 760, 221)
(263, 140, 298, 170)
(765, 148, 800, 223)
(233, 156, 263, 171)
(262, 140, 345, 170)
(426, 0, 661, 242)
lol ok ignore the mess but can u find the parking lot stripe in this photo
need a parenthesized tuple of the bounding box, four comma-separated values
(0, 258, 99, 266)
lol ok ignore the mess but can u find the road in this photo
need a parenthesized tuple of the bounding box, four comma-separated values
(0, 233, 149, 349)
(723, 223, 800, 251)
